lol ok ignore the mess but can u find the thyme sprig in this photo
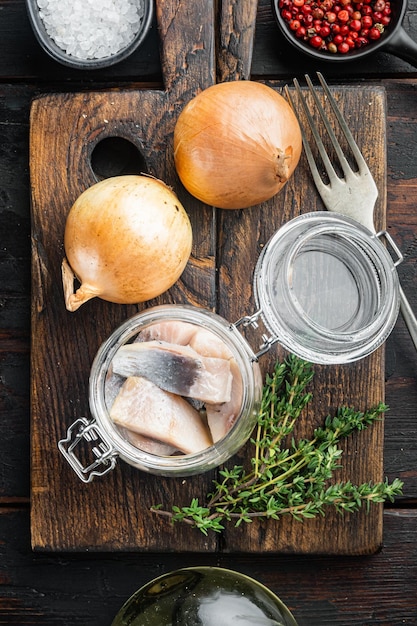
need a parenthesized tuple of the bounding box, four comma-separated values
(151, 355, 403, 535)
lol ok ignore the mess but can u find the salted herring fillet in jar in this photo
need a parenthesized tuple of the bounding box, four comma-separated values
(105, 320, 244, 455)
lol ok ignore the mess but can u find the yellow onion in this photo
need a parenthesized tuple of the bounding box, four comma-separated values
(174, 80, 302, 209)
(62, 175, 192, 312)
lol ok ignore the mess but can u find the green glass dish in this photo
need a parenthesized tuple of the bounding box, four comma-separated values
(112, 566, 298, 626)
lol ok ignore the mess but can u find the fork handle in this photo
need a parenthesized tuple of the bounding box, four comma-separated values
(399, 285, 417, 351)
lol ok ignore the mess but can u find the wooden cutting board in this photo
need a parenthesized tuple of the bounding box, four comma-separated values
(30, 0, 388, 553)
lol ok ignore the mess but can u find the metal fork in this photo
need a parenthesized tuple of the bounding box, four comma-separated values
(285, 72, 417, 352)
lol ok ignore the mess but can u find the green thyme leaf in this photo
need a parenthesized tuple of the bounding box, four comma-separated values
(151, 355, 403, 534)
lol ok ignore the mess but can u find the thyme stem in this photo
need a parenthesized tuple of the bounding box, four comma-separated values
(151, 354, 403, 535)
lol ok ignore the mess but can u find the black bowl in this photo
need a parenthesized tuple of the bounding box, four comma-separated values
(26, 0, 154, 70)
(272, 0, 417, 67)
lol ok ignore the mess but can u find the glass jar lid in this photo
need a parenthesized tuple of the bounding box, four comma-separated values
(253, 212, 401, 364)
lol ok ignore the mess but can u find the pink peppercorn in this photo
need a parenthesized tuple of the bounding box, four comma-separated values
(279, 0, 391, 55)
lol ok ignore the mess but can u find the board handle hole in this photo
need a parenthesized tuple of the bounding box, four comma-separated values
(91, 137, 147, 180)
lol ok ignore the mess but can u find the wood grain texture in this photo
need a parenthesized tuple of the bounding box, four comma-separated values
(30, 0, 389, 554)
(216, 0, 259, 81)
(3, 506, 417, 625)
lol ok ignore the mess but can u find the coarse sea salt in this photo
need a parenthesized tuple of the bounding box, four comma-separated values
(37, 0, 145, 60)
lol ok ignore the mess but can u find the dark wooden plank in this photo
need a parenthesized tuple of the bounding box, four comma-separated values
(29, 0, 218, 553)
(1, 506, 417, 625)
(216, 0, 259, 81)
(385, 375, 417, 494)
(0, 332, 30, 497)
(0, 83, 33, 499)
(382, 79, 417, 497)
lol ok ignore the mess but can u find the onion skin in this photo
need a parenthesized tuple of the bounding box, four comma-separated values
(62, 175, 192, 312)
(174, 81, 302, 209)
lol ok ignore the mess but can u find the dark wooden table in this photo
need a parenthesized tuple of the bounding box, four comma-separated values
(1, 0, 417, 624)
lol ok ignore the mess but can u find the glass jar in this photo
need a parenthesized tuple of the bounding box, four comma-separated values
(59, 212, 401, 482)
(59, 305, 263, 481)
(253, 212, 401, 364)
(111, 567, 299, 626)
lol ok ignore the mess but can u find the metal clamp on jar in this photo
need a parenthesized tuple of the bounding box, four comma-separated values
(59, 212, 402, 481)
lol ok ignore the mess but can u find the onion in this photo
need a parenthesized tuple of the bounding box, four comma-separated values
(174, 81, 302, 209)
(62, 175, 192, 312)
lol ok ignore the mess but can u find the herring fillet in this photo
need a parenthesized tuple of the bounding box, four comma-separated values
(112, 340, 232, 403)
(189, 327, 234, 360)
(110, 376, 213, 454)
(139, 320, 197, 346)
(118, 427, 179, 456)
(206, 357, 243, 442)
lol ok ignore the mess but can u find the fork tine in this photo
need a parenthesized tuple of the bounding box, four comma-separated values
(284, 80, 337, 196)
(315, 72, 370, 176)
(303, 73, 354, 181)
(285, 73, 374, 198)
